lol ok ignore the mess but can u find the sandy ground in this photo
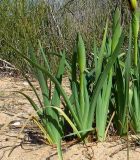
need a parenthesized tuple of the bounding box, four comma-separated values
(0, 76, 140, 160)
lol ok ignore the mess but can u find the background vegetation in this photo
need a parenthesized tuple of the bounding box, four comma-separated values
(0, 0, 130, 71)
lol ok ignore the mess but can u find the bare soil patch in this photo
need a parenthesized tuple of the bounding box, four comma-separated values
(0, 76, 140, 160)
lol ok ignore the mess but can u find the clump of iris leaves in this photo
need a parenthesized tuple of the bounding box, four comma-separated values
(1, 1, 140, 160)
